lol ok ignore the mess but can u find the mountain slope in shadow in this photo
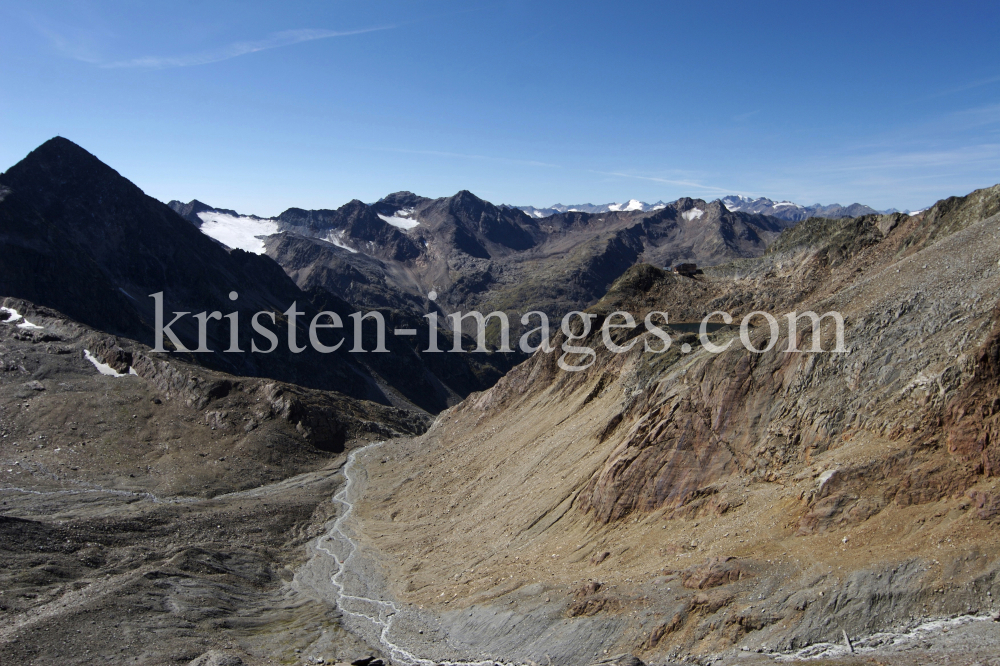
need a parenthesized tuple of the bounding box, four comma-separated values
(0, 138, 512, 413)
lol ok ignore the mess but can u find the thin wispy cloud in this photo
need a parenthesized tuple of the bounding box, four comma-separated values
(923, 74, 1000, 100)
(594, 170, 748, 196)
(820, 143, 1000, 172)
(100, 27, 394, 69)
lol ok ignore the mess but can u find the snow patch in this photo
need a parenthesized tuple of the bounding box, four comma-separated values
(3, 307, 42, 329)
(84, 350, 134, 378)
(817, 469, 837, 490)
(623, 199, 644, 211)
(377, 214, 420, 230)
(196, 212, 279, 254)
(326, 231, 358, 253)
(681, 208, 705, 221)
(607, 202, 623, 211)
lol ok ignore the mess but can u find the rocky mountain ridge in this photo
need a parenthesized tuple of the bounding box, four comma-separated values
(517, 199, 670, 217)
(517, 196, 891, 222)
(171, 191, 800, 333)
(719, 195, 887, 220)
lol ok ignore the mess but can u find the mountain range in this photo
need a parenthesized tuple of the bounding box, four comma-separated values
(517, 196, 895, 221)
(517, 199, 670, 217)
(169, 191, 799, 339)
(719, 195, 891, 220)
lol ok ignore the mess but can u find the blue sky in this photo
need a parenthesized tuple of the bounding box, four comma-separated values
(1, 1, 998, 215)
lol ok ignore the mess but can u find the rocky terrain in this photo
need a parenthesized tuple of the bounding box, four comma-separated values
(0, 297, 432, 664)
(172, 192, 796, 329)
(337, 183, 1000, 664)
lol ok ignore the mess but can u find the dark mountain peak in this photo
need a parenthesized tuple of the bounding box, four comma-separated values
(276, 207, 341, 231)
(167, 199, 239, 226)
(314, 199, 423, 262)
(182, 198, 212, 211)
(379, 191, 430, 209)
(14, 136, 100, 168)
(0, 136, 132, 203)
(339, 199, 369, 214)
(674, 197, 708, 212)
(275, 201, 414, 257)
(277, 206, 311, 220)
(0, 137, 476, 412)
(447, 189, 491, 214)
(706, 199, 729, 214)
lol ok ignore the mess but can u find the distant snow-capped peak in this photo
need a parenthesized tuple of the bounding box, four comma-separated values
(608, 199, 644, 212)
(517, 199, 669, 217)
(721, 195, 803, 212)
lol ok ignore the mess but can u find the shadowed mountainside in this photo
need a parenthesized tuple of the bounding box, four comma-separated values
(0, 138, 513, 413)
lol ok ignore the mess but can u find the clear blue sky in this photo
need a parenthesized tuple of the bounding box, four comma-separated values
(1, 1, 998, 215)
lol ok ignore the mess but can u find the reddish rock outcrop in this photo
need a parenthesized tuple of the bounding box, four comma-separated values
(681, 557, 750, 590)
(944, 306, 1000, 477)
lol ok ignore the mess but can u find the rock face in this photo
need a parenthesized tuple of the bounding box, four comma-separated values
(167, 199, 240, 226)
(280, 199, 423, 262)
(673, 263, 701, 277)
(942, 302, 1000, 477)
(349, 182, 1000, 663)
(263, 233, 427, 314)
(681, 557, 750, 590)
